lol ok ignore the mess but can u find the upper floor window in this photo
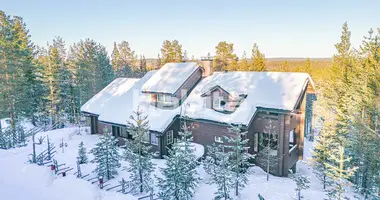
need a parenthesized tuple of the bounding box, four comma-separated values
(213, 97, 225, 111)
(157, 94, 172, 103)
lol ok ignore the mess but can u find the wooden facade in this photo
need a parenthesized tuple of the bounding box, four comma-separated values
(83, 68, 315, 177)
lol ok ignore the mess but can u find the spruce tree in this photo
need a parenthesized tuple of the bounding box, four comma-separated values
(123, 108, 155, 194)
(291, 174, 310, 200)
(255, 120, 279, 181)
(157, 120, 200, 200)
(224, 124, 253, 196)
(90, 129, 121, 180)
(325, 145, 357, 200)
(203, 143, 234, 200)
(111, 41, 120, 74)
(250, 43, 266, 71)
(77, 141, 88, 164)
(238, 51, 249, 71)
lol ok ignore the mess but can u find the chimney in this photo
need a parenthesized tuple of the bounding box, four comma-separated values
(200, 56, 213, 77)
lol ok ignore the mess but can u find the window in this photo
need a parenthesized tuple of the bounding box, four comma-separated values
(214, 136, 223, 143)
(213, 97, 225, 111)
(151, 133, 158, 145)
(254, 132, 259, 152)
(120, 127, 128, 138)
(289, 129, 295, 144)
(167, 130, 174, 144)
(260, 132, 278, 149)
(157, 94, 172, 103)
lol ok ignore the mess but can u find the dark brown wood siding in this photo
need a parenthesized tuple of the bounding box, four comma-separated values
(174, 67, 202, 99)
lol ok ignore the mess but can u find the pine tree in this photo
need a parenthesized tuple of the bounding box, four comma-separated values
(291, 174, 310, 200)
(303, 58, 312, 73)
(183, 50, 189, 62)
(250, 43, 266, 71)
(325, 145, 357, 200)
(157, 120, 200, 200)
(213, 41, 237, 71)
(138, 55, 147, 76)
(203, 143, 234, 200)
(156, 53, 162, 69)
(111, 42, 120, 73)
(90, 129, 121, 180)
(123, 108, 155, 194)
(68, 39, 114, 106)
(238, 51, 250, 71)
(77, 141, 88, 164)
(0, 12, 40, 130)
(224, 124, 253, 196)
(115, 41, 136, 76)
(160, 40, 183, 65)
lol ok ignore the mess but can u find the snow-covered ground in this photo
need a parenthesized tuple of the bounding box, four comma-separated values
(0, 118, 35, 131)
(0, 127, 358, 200)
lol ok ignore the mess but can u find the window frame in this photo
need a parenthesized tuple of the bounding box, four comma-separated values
(157, 94, 172, 103)
(214, 136, 224, 143)
(166, 130, 174, 144)
(151, 133, 158, 145)
(213, 97, 225, 111)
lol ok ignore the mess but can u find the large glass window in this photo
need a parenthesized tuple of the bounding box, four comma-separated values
(167, 130, 173, 144)
(151, 133, 158, 145)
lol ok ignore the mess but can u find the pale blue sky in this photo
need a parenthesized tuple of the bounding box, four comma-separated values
(2, 0, 379, 58)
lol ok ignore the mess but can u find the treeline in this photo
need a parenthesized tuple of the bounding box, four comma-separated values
(310, 23, 380, 199)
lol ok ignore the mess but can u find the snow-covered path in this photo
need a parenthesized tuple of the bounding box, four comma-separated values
(0, 127, 358, 200)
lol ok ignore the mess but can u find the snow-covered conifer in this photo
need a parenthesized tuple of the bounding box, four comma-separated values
(90, 129, 120, 180)
(203, 143, 234, 200)
(291, 174, 310, 200)
(77, 141, 88, 164)
(123, 108, 155, 194)
(157, 120, 200, 200)
(325, 145, 357, 200)
(224, 124, 253, 196)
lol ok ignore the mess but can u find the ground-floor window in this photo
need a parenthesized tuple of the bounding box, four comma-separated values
(254, 132, 259, 152)
(166, 130, 173, 144)
(214, 136, 223, 143)
(260, 132, 278, 149)
(289, 129, 297, 150)
(120, 127, 128, 138)
(151, 133, 158, 145)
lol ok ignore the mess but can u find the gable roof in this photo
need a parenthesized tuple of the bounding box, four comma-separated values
(200, 85, 231, 97)
(141, 62, 199, 95)
(81, 78, 140, 116)
(183, 71, 314, 125)
(81, 70, 182, 132)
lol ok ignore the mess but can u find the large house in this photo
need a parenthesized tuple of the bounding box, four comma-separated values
(81, 60, 315, 177)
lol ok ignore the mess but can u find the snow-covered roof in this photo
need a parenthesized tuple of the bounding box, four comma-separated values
(82, 71, 181, 132)
(141, 62, 200, 94)
(81, 78, 140, 116)
(183, 72, 314, 125)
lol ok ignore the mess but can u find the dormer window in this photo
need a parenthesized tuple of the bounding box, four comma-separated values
(157, 94, 172, 104)
(213, 97, 225, 111)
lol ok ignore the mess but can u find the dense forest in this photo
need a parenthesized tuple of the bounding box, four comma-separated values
(1, 10, 380, 199)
